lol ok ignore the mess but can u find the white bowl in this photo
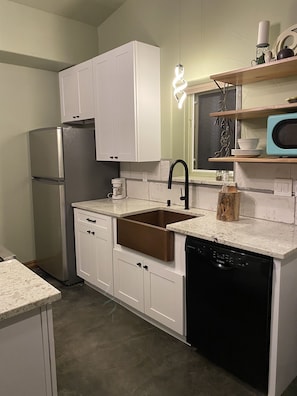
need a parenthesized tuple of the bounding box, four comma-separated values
(238, 138, 259, 150)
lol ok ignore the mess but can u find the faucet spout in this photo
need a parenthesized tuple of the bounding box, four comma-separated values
(168, 159, 189, 210)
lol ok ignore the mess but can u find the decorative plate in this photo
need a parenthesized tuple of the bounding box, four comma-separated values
(231, 149, 262, 157)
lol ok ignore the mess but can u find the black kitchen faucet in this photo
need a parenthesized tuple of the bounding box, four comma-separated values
(168, 159, 189, 210)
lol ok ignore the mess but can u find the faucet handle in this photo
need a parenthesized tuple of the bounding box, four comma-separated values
(180, 188, 185, 201)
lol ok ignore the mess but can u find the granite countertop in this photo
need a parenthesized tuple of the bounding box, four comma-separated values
(72, 198, 297, 260)
(167, 212, 297, 260)
(0, 259, 61, 321)
(72, 197, 170, 217)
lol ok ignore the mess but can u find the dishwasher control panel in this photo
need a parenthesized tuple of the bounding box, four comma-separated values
(185, 236, 270, 270)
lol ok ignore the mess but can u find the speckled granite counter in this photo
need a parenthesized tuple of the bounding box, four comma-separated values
(0, 259, 61, 321)
(72, 197, 169, 217)
(167, 212, 297, 260)
(72, 198, 297, 260)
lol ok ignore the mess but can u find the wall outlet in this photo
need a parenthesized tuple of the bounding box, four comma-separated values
(293, 181, 297, 196)
(274, 178, 293, 196)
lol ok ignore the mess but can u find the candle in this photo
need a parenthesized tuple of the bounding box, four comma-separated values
(257, 20, 270, 47)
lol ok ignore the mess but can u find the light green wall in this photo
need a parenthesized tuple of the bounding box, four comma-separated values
(0, 1, 99, 262)
(0, 63, 60, 261)
(97, 0, 297, 160)
(0, 0, 99, 70)
(1, 0, 297, 261)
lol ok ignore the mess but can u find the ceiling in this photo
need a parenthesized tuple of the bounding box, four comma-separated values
(9, 0, 127, 26)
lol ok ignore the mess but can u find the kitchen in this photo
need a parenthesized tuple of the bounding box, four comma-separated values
(1, 0, 297, 395)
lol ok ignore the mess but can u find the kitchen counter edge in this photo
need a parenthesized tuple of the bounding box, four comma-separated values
(0, 259, 61, 322)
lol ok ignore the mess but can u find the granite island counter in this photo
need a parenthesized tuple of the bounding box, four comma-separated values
(0, 259, 61, 396)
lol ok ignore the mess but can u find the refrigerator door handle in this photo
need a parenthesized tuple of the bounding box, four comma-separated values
(32, 176, 64, 183)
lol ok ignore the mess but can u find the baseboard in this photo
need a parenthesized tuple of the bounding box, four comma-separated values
(24, 260, 37, 269)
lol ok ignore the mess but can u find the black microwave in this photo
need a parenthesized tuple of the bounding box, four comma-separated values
(267, 112, 297, 156)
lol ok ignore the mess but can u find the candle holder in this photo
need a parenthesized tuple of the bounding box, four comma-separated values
(252, 44, 271, 66)
(252, 20, 272, 65)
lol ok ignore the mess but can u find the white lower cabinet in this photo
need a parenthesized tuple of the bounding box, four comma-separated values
(74, 209, 185, 336)
(74, 209, 113, 294)
(0, 306, 57, 396)
(113, 248, 184, 335)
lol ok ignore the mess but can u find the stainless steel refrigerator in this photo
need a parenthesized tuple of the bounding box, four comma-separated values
(29, 125, 119, 285)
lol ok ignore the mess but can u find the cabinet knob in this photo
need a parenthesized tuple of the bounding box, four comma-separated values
(91, 231, 95, 235)
(136, 262, 142, 268)
(143, 265, 148, 270)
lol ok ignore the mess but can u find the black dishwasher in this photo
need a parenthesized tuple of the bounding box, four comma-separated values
(185, 236, 273, 392)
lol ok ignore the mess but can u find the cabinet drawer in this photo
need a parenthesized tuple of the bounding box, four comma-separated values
(75, 209, 111, 229)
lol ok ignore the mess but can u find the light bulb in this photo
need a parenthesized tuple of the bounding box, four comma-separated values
(172, 64, 187, 109)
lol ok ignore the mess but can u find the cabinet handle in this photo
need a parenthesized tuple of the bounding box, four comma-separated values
(86, 218, 96, 223)
(114, 156, 118, 159)
(143, 265, 148, 270)
(136, 262, 142, 268)
(109, 156, 114, 159)
(91, 231, 95, 235)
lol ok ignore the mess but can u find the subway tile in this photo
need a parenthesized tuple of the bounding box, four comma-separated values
(192, 186, 221, 211)
(126, 179, 149, 200)
(160, 160, 171, 181)
(149, 182, 169, 203)
(235, 163, 292, 191)
(240, 191, 295, 223)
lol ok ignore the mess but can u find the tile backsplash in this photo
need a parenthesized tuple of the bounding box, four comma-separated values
(120, 160, 297, 225)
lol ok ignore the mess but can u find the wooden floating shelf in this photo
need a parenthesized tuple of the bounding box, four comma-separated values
(209, 102, 297, 120)
(209, 156, 297, 163)
(210, 56, 297, 85)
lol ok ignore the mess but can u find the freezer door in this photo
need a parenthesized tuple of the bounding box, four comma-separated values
(29, 127, 64, 179)
(32, 179, 67, 281)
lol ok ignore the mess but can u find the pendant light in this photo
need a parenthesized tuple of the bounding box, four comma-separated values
(172, 0, 187, 109)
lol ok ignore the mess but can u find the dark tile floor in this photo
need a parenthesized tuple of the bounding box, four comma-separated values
(42, 272, 297, 396)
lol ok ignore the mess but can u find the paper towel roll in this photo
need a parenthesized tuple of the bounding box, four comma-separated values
(257, 20, 270, 47)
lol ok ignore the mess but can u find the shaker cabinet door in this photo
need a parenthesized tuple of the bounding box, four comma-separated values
(113, 249, 144, 311)
(59, 60, 94, 123)
(143, 262, 184, 334)
(93, 41, 160, 162)
(74, 209, 113, 294)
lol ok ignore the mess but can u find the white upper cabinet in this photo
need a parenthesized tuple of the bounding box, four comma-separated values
(92, 41, 161, 162)
(59, 59, 94, 123)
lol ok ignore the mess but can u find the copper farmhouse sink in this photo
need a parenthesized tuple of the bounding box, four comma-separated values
(117, 210, 196, 261)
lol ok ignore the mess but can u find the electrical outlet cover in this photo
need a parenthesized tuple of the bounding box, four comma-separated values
(274, 178, 293, 196)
